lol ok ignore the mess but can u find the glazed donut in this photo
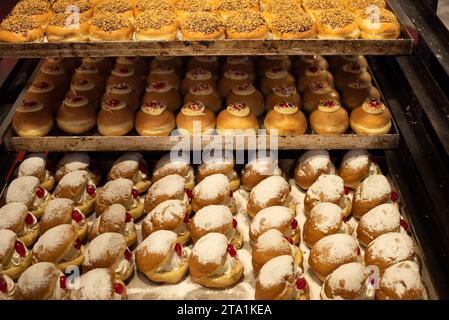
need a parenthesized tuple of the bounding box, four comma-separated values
(176, 102, 217, 136)
(260, 67, 296, 96)
(32, 224, 85, 271)
(69, 268, 127, 300)
(189, 232, 243, 288)
(294, 56, 329, 77)
(352, 174, 395, 219)
(88, 203, 137, 248)
(186, 56, 221, 77)
(252, 229, 303, 274)
(338, 149, 381, 189)
(147, 64, 181, 91)
(218, 69, 253, 97)
(196, 153, 240, 191)
(294, 150, 336, 190)
(321, 263, 375, 300)
(95, 178, 144, 219)
(136, 230, 190, 284)
(265, 85, 301, 112)
(144, 174, 190, 215)
(24, 81, 61, 112)
(5, 176, 50, 219)
(17, 262, 69, 300)
(264, 102, 308, 135)
(107, 65, 145, 96)
(343, 80, 381, 110)
(241, 157, 283, 191)
(136, 100, 176, 136)
(103, 82, 140, 111)
(357, 203, 401, 248)
(189, 205, 242, 249)
(335, 62, 372, 91)
(226, 83, 264, 117)
(302, 81, 340, 114)
(0, 229, 32, 280)
(0, 273, 16, 300)
(376, 261, 425, 300)
(144, 81, 182, 112)
(142, 200, 190, 244)
(249, 206, 299, 244)
(181, 68, 217, 96)
(309, 234, 361, 281)
(53, 170, 97, 215)
(83, 232, 134, 281)
(303, 202, 352, 248)
(304, 174, 352, 217)
(255, 255, 309, 300)
(310, 99, 349, 134)
(247, 176, 293, 218)
(17, 154, 55, 191)
(152, 153, 195, 189)
(184, 83, 222, 114)
(0, 202, 39, 247)
(217, 103, 259, 136)
(191, 174, 236, 214)
(56, 95, 97, 135)
(350, 98, 392, 135)
(12, 101, 53, 138)
(364, 232, 415, 273)
(40, 198, 88, 241)
(297, 65, 334, 93)
(55, 152, 101, 185)
(108, 152, 151, 194)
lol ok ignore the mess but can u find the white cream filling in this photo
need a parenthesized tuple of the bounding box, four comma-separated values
(0, 276, 16, 300)
(31, 190, 49, 210)
(156, 247, 189, 273)
(18, 214, 38, 237)
(50, 271, 68, 300)
(124, 222, 134, 236)
(114, 255, 133, 278)
(10, 247, 27, 267)
(213, 254, 236, 276)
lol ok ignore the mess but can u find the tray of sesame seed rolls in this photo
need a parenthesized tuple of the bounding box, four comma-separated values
(0, 0, 413, 58)
(0, 150, 435, 300)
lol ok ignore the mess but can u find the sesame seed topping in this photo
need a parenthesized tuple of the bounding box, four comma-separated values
(225, 11, 266, 33)
(317, 9, 356, 29)
(90, 12, 130, 31)
(182, 12, 223, 34)
(135, 10, 175, 30)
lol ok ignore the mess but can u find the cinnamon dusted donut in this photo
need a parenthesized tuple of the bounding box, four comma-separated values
(103, 82, 140, 111)
(176, 102, 217, 136)
(180, 12, 225, 40)
(303, 202, 352, 248)
(12, 101, 53, 137)
(152, 153, 195, 189)
(260, 67, 296, 96)
(189, 205, 242, 249)
(264, 102, 307, 135)
(247, 176, 294, 218)
(320, 263, 375, 300)
(32, 224, 85, 271)
(196, 153, 240, 191)
(187, 56, 221, 77)
(352, 174, 396, 219)
(252, 229, 303, 274)
(255, 255, 309, 300)
(108, 152, 151, 194)
(56, 95, 97, 135)
(147, 64, 181, 90)
(17, 154, 55, 191)
(343, 80, 381, 110)
(218, 69, 253, 98)
(304, 174, 352, 217)
(95, 178, 144, 219)
(144, 81, 182, 112)
(17, 262, 69, 300)
(5, 176, 50, 219)
(297, 65, 335, 93)
(144, 174, 190, 215)
(310, 99, 349, 135)
(184, 83, 222, 114)
(223, 56, 255, 78)
(0, 14, 44, 43)
(142, 199, 190, 244)
(88, 12, 134, 41)
(350, 98, 392, 135)
(376, 261, 425, 300)
(309, 234, 361, 281)
(40, 198, 88, 241)
(89, 204, 137, 248)
(364, 232, 415, 273)
(0, 229, 32, 280)
(338, 149, 381, 189)
(70, 268, 127, 300)
(97, 98, 135, 137)
(0, 273, 16, 300)
(55, 152, 101, 185)
(294, 150, 336, 190)
(356, 203, 401, 248)
(217, 103, 259, 136)
(357, 8, 400, 39)
(191, 174, 236, 214)
(249, 206, 299, 244)
(136, 100, 176, 136)
(136, 230, 190, 284)
(224, 11, 268, 40)
(335, 62, 372, 91)
(294, 56, 329, 77)
(83, 232, 134, 281)
(53, 170, 97, 215)
(181, 68, 217, 96)
(226, 83, 264, 117)
(189, 232, 243, 288)
(241, 157, 283, 191)
(302, 81, 340, 114)
(265, 85, 301, 112)
(316, 8, 360, 39)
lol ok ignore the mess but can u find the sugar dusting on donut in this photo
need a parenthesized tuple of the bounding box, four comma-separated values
(298, 150, 332, 175)
(139, 230, 177, 255)
(313, 234, 358, 264)
(258, 255, 294, 288)
(250, 206, 293, 235)
(192, 232, 228, 265)
(358, 175, 391, 201)
(250, 176, 289, 206)
(359, 203, 400, 233)
(193, 174, 229, 200)
(256, 229, 290, 252)
(193, 205, 232, 230)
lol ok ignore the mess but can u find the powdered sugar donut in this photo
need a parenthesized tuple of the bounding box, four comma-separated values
(191, 174, 236, 214)
(0, 202, 39, 247)
(0, 229, 32, 280)
(151, 153, 195, 190)
(17, 153, 55, 191)
(196, 154, 240, 191)
(338, 150, 381, 189)
(241, 157, 283, 191)
(108, 152, 151, 194)
(55, 152, 101, 185)
(294, 150, 336, 190)
(70, 268, 126, 300)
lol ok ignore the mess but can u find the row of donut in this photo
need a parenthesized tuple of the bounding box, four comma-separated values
(13, 54, 392, 137)
(0, 150, 425, 299)
(0, 0, 400, 43)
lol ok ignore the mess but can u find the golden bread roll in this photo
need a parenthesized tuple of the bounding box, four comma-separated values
(217, 103, 259, 135)
(136, 100, 176, 136)
(97, 99, 135, 136)
(56, 95, 97, 135)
